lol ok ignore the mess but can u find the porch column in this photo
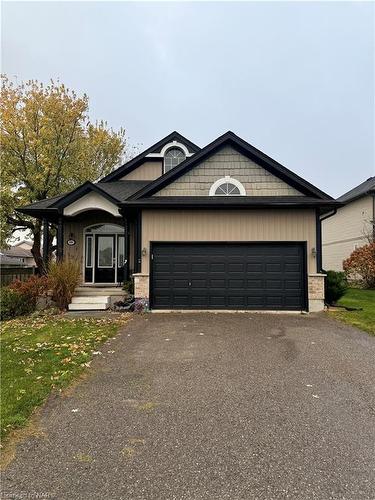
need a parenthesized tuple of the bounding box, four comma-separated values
(42, 218, 49, 267)
(123, 215, 129, 281)
(57, 215, 64, 262)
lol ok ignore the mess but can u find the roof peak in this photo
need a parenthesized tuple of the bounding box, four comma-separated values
(100, 131, 200, 182)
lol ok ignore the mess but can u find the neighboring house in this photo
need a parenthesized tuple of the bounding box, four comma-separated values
(19, 131, 339, 312)
(1, 241, 36, 267)
(0, 254, 24, 267)
(322, 177, 375, 271)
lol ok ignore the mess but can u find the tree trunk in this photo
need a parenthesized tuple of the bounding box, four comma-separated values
(31, 221, 47, 275)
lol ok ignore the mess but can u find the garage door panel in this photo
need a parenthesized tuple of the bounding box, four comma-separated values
(228, 279, 245, 288)
(172, 262, 189, 273)
(173, 279, 190, 288)
(285, 280, 302, 290)
(191, 296, 209, 307)
(210, 263, 226, 272)
(246, 296, 265, 306)
(228, 263, 245, 272)
(190, 263, 207, 273)
(151, 243, 306, 310)
(228, 296, 246, 307)
(247, 279, 263, 288)
(210, 279, 226, 287)
(285, 296, 303, 307)
(246, 263, 263, 272)
(266, 280, 283, 290)
(191, 279, 207, 288)
(209, 296, 226, 307)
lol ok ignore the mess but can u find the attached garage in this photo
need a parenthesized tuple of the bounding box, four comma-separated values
(150, 243, 307, 311)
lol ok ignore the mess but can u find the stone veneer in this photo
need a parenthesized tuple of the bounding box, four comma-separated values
(308, 274, 326, 312)
(133, 272, 326, 313)
(133, 273, 150, 311)
(155, 145, 303, 197)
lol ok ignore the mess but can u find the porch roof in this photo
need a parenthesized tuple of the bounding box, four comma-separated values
(17, 180, 150, 220)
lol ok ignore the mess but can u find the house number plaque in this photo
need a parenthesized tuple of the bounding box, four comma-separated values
(67, 239, 76, 246)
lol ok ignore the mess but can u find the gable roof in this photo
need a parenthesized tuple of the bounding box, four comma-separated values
(2, 245, 33, 258)
(128, 131, 334, 201)
(337, 176, 375, 204)
(18, 180, 149, 218)
(100, 131, 200, 183)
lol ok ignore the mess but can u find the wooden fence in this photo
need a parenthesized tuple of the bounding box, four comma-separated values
(0, 266, 36, 286)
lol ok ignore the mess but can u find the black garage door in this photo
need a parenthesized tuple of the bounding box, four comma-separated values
(151, 243, 307, 311)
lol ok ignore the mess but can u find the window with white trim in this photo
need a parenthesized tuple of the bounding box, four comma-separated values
(209, 176, 246, 196)
(164, 148, 185, 173)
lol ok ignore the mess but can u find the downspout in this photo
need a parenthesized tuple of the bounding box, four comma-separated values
(316, 208, 337, 273)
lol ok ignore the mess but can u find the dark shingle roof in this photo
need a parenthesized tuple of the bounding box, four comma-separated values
(97, 181, 150, 201)
(338, 177, 375, 203)
(2, 246, 33, 258)
(21, 193, 66, 210)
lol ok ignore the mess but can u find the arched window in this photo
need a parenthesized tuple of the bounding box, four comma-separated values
(85, 224, 123, 233)
(209, 176, 246, 196)
(164, 148, 186, 173)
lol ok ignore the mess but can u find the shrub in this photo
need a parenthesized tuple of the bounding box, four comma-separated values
(48, 260, 80, 310)
(9, 275, 49, 306)
(343, 243, 375, 289)
(0, 288, 35, 320)
(324, 270, 348, 305)
(122, 279, 134, 295)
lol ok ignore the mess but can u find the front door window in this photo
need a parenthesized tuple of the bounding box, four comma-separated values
(95, 235, 115, 283)
(97, 236, 114, 268)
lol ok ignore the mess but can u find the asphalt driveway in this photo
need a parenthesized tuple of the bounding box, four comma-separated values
(2, 313, 375, 500)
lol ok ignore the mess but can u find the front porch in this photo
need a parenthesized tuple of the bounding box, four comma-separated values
(60, 210, 140, 310)
(61, 209, 141, 287)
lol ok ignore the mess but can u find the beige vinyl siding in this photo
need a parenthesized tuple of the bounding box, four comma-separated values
(322, 195, 373, 271)
(155, 146, 303, 197)
(141, 209, 316, 274)
(121, 161, 162, 181)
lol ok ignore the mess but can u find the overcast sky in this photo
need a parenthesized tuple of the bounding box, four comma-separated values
(2, 1, 374, 198)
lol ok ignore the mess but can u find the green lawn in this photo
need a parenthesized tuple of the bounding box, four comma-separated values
(330, 288, 375, 335)
(1, 312, 130, 441)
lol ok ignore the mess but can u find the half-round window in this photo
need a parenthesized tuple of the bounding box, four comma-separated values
(215, 182, 241, 195)
(164, 148, 186, 173)
(209, 176, 246, 196)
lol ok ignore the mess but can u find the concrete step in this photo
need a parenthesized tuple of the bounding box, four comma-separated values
(75, 287, 124, 296)
(71, 296, 110, 304)
(68, 302, 109, 311)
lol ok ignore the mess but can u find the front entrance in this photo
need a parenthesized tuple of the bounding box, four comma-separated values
(84, 224, 125, 284)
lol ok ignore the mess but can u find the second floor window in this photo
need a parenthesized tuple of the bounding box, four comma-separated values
(164, 148, 185, 173)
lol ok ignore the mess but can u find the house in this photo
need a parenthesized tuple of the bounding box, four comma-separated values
(0, 243, 36, 286)
(1, 241, 36, 267)
(322, 177, 375, 271)
(0, 253, 24, 267)
(19, 131, 339, 312)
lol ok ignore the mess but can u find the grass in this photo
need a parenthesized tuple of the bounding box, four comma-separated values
(330, 288, 375, 335)
(0, 311, 130, 442)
